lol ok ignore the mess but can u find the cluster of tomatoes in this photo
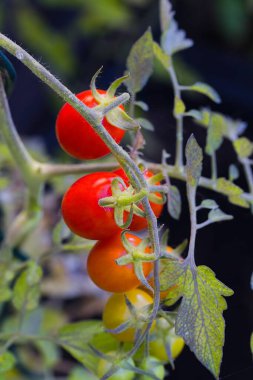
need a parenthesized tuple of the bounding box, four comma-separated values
(56, 89, 184, 379)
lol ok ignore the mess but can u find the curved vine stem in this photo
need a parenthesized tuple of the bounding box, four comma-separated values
(168, 63, 184, 171)
(0, 33, 161, 349)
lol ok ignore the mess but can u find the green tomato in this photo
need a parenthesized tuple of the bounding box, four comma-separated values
(139, 356, 165, 380)
(97, 353, 135, 380)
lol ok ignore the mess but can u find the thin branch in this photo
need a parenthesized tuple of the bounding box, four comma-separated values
(168, 63, 184, 171)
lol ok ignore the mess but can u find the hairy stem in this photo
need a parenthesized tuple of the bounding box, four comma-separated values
(0, 33, 161, 344)
(168, 64, 184, 170)
(186, 185, 197, 269)
(0, 76, 37, 191)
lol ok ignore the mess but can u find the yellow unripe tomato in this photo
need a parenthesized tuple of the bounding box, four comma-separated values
(102, 289, 154, 342)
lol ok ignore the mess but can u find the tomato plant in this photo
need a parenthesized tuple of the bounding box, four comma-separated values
(102, 289, 154, 342)
(97, 353, 135, 380)
(61, 171, 122, 240)
(87, 232, 152, 293)
(56, 90, 125, 160)
(139, 356, 165, 380)
(114, 168, 164, 230)
(0, 0, 250, 378)
(149, 334, 185, 362)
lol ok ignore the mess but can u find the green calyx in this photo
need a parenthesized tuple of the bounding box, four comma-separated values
(90, 67, 139, 131)
(98, 178, 147, 229)
(116, 231, 156, 293)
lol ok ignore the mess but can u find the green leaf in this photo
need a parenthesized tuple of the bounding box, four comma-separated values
(59, 321, 104, 372)
(206, 114, 226, 155)
(188, 82, 221, 104)
(12, 263, 42, 311)
(159, 0, 172, 32)
(228, 195, 249, 209)
(233, 137, 253, 158)
(134, 101, 149, 111)
(185, 135, 203, 187)
(35, 340, 60, 369)
(168, 185, 181, 220)
(175, 265, 233, 379)
(136, 117, 155, 131)
(160, 260, 184, 296)
(161, 3, 193, 55)
(153, 41, 171, 70)
(200, 199, 218, 210)
(216, 178, 243, 196)
(250, 332, 253, 356)
(0, 262, 14, 303)
(126, 28, 154, 94)
(0, 351, 16, 373)
(184, 109, 203, 121)
(208, 209, 233, 222)
(228, 164, 240, 182)
(174, 97, 185, 116)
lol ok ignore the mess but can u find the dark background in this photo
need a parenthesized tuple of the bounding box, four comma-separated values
(1, 0, 253, 379)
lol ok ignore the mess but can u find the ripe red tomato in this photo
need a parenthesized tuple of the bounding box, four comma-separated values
(87, 232, 152, 293)
(61, 172, 122, 240)
(114, 168, 164, 230)
(103, 289, 155, 342)
(56, 90, 125, 160)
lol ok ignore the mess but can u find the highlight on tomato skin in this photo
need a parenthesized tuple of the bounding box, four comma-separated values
(113, 168, 164, 230)
(102, 288, 155, 342)
(61, 171, 122, 241)
(56, 89, 125, 160)
(87, 232, 152, 293)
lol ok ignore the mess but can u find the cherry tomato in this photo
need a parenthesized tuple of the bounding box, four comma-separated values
(149, 333, 185, 362)
(114, 168, 164, 230)
(103, 289, 154, 342)
(61, 172, 122, 240)
(56, 90, 125, 160)
(97, 353, 135, 380)
(87, 232, 152, 293)
(139, 356, 165, 380)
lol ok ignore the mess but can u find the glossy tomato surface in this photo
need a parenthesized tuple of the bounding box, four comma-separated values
(114, 168, 164, 230)
(87, 232, 152, 293)
(149, 334, 185, 362)
(103, 289, 154, 342)
(56, 90, 125, 160)
(61, 172, 121, 240)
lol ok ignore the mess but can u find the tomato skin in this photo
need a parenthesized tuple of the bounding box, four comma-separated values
(61, 172, 122, 240)
(56, 90, 125, 160)
(114, 168, 164, 230)
(97, 354, 135, 380)
(87, 233, 152, 293)
(149, 334, 185, 362)
(103, 289, 154, 342)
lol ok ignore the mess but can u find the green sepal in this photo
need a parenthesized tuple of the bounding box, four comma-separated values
(106, 106, 140, 132)
(148, 192, 166, 204)
(90, 66, 104, 103)
(107, 73, 130, 98)
(134, 261, 154, 293)
(0, 50, 16, 96)
(133, 204, 146, 217)
(114, 205, 133, 229)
